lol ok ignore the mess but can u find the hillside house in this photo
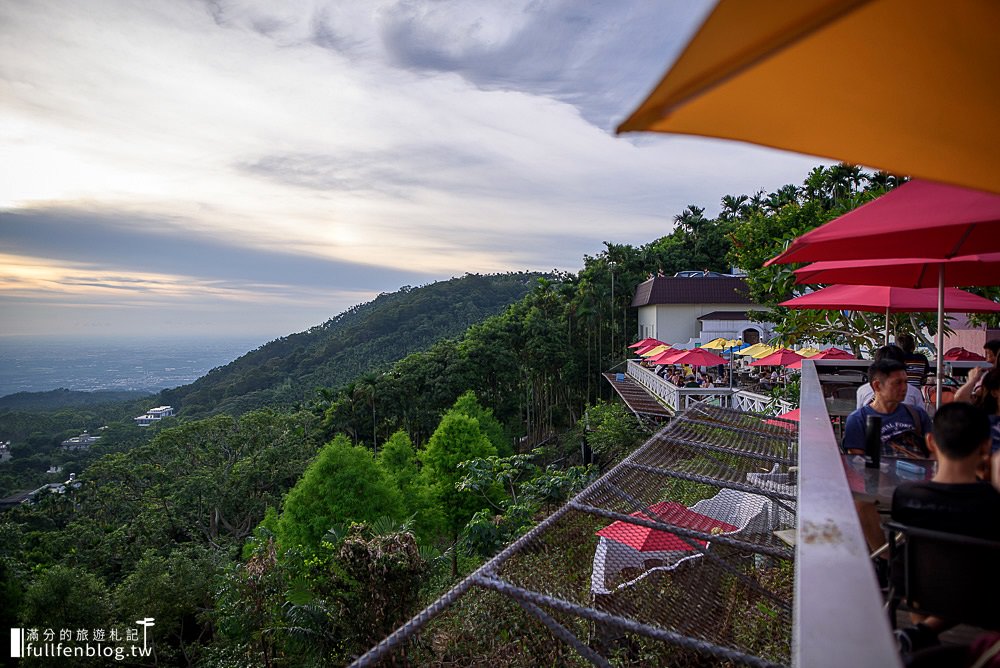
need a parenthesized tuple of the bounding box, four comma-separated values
(631, 275, 775, 345)
(134, 405, 176, 427)
(61, 431, 101, 450)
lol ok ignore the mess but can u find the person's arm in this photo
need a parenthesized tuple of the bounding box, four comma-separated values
(953, 366, 985, 403)
(842, 412, 865, 453)
(907, 384, 926, 410)
(856, 384, 872, 409)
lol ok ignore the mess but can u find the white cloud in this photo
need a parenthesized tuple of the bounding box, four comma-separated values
(0, 0, 828, 338)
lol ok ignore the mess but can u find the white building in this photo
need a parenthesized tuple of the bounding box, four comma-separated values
(61, 432, 101, 450)
(631, 275, 775, 345)
(134, 405, 176, 427)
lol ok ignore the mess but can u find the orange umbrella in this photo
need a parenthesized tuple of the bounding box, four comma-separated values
(617, 0, 1000, 195)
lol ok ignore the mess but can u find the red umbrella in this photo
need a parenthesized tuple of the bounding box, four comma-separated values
(629, 338, 665, 349)
(750, 348, 806, 367)
(786, 348, 855, 370)
(780, 284, 1000, 314)
(657, 348, 727, 368)
(647, 348, 684, 365)
(766, 180, 1000, 266)
(765, 408, 801, 429)
(793, 253, 1000, 288)
(943, 347, 987, 362)
(779, 284, 1000, 347)
(596, 501, 738, 552)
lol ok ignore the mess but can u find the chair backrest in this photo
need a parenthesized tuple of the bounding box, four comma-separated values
(886, 521, 1000, 630)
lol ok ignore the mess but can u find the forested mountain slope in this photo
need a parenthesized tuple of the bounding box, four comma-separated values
(161, 273, 543, 416)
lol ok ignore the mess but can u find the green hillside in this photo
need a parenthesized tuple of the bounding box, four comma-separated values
(161, 272, 543, 416)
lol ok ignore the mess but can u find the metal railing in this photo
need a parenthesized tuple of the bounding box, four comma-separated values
(793, 360, 900, 667)
(627, 360, 794, 415)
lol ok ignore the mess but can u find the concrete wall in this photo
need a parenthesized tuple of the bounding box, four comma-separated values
(640, 304, 767, 344)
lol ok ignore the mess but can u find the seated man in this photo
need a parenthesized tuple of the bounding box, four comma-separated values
(844, 359, 934, 570)
(890, 402, 1000, 653)
(844, 359, 932, 459)
(856, 345, 925, 411)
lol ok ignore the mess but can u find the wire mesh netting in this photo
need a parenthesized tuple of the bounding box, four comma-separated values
(351, 402, 799, 668)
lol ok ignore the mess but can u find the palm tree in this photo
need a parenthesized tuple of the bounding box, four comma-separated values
(720, 194, 749, 221)
(353, 374, 378, 455)
(802, 166, 830, 205)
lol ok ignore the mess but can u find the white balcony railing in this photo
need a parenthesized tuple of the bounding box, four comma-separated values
(626, 359, 794, 416)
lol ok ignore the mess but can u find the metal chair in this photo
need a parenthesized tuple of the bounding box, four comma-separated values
(885, 520, 1000, 631)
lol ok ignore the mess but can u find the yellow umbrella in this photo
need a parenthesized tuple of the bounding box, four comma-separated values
(797, 347, 823, 357)
(749, 344, 779, 359)
(640, 344, 671, 357)
(618, 0, 1000, 195)
(736, 343, 769, 357)
(700, 337, 729, 350)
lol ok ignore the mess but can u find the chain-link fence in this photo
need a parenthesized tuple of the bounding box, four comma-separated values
(351, 402, 799, 667)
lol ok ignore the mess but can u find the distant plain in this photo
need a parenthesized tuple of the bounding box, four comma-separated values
(0, 335, 264, 398)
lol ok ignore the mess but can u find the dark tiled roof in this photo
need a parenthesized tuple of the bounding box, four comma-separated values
(631, 277, 752, 307)
(697, 310, 761, 320)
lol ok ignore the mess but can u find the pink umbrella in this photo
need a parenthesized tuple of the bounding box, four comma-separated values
(766, 180, 1000, 267)
(629, 338, 665, 349)
(786, 348, 855, 370)
(750, 348, 806, 367)
(943, 347, 987, 361)
(596, 501, 738, 552)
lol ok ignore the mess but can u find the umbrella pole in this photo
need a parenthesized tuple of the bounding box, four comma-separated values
(936, 266, 944, 409)
(884, 308, 890, 345)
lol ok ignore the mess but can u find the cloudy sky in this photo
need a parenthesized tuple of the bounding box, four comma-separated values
(1, 0, 824, 342)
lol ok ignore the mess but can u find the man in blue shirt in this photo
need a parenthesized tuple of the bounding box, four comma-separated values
(843, 359, 933, 459)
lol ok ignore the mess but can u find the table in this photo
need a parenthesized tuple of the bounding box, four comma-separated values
(841, 454, 935, 506)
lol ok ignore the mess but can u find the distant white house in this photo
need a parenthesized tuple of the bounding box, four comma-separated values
(0, 441, 11, 463)
(61, 431, 101, 450)
(631, 275, 775, 346)
(134, 405, 176, 427)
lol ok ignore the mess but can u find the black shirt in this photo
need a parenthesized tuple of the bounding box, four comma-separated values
(891, 480, 1000, 540)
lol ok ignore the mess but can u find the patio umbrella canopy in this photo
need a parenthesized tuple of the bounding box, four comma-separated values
(747, 344, 779, 359)
(786, 348, 855, 370)
(780, 283, 1000, 348)
(616, 1, 1000, 194)
(750, 348, 806, 367)
(779, 285, 1000, 314)
(767, 181, 1000, 266)
(640, 344, 672, 358)
(700, 337, 729, 350)
(793, 253, 1000, 288)
(661, 348, 728, 368)
(943, 347, 987, 362)
(629, 338, 665, 349)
